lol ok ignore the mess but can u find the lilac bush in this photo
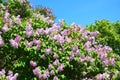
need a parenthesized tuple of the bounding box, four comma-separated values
(0, 0, 120, 80)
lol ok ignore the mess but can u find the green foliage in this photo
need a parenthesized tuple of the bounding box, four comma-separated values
(0, 1, 120, 80)
(86, 19, 120, 55)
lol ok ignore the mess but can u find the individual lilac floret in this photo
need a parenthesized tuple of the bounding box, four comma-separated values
(45, 47, 52, 55)
(42, 70, 50, 79)
(9, 35, 21, 48)
(109, 58, 115, 66)
(33, 39, 41, 51)
(103, 59, 109, 66)
(0, 69, 5, 76)
(53, 59, 59, 66)
(30, 60, 37, 67)
(96, 73, 110, 80)
(53, 54, 59, 59)
(25, 24, 34, 38)
(36, 28, 45, 37)
(33, 67, 41, 78)
(53, 76, 58, 80)
(50, 70, 55, 75)
(90, 31, 99, 37)
(57, 63, 65, 72)
(2, 23, 8, 33)
(9, 39, 19, 48)
(98, 52, 108, 61)
(7, 73, 19, 80)
(8, 70, 13, 76)
(25, 40, 33, 48)
(0, 35, 4, 47)
(48, 64, 53, 70)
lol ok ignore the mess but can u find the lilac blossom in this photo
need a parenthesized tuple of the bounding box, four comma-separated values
(2, 23, 8, 32)
(109, 58, 115, 66)
(53, 76, 58, 80)
(30, 60, 37, 67)
(0, 35, 4, 47)
(53, 54, 59, 59)
(9, 35, 21, 48)
(8, 70, 13, 76)
(69, 53, 75, 61)
(65, 36, 72, 43)
(48, 64, 53, 70)
(98, 52, 108, 61)
(71, 45, 78, 52)
(90, 31, 99, 37)
(25, 24, 33, 38)
(16, 15, 21, 25)
(53, 59, 59, 66)
(50, 70, 55, 75)
(82, 71, 87, 76)
(14, 35, 21, 43)
(59, 19, 64, 26)
(103, 59, 109, 66)
(85, 56, 92, 62)
(9, 18, 13, 27)
(33, 39, 41, 51)
(33, 67, 41, 77)
(41, 54, 45, 59)
(36, 28, 45, 37)
(45, 47, 52, 55)
(9, 39, 19, 48)
(7, 73, 18, 80)
(0, 69, 5, 76)
(57, 63, 65, 72)
(25, 40, 33, 47)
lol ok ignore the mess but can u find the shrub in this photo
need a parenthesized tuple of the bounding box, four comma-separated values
(0, 1, 120, 80)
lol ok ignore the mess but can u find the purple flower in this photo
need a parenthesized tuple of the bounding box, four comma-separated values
(103, 60, 109, 66)
(33, 39, 41, 51)
(44, 28, 51, 34)
(12, 73, 19, 80)
(41, 54, 45, 59)
(26, 30, 34, 38)
(90, 31, 99, 37)
(2, 23, 8, 32)
(69, 53, 74, 61)
(48, 64, 53, 70)
(99, 53, 107, 61)
(96, 74, 103, 80)
(42, 74, 47, 79)
(85, 56, 92, 62)
(83, 71, 87, 76)
(9, 39, 18, 48)
(50, 70, 55, 75)
(53, 76, 58, 80)
(8, 70, 13, 76)
(33, 39, 41, 45)
(53, 59, 59, 66)
(25, 40, 33, 47)
(25, 24, 33, 38)
(14, 35, 21, 43)
(104, 46, 112, 52)
(36, 28, 45, 37)
(57, 63, 64, 72)
(30, 60, 37, 67)
(71, 45, 78, 52)
(0, 69, 5, 76)
(109, 58, 115, 66)
(0, 36, 4, 47)
(45, 47, 52, 55)
(33, 68, 41, 77)
(53, 54, 59, 59)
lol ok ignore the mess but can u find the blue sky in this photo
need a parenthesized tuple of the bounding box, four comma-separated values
(29, 0, 120, 27)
